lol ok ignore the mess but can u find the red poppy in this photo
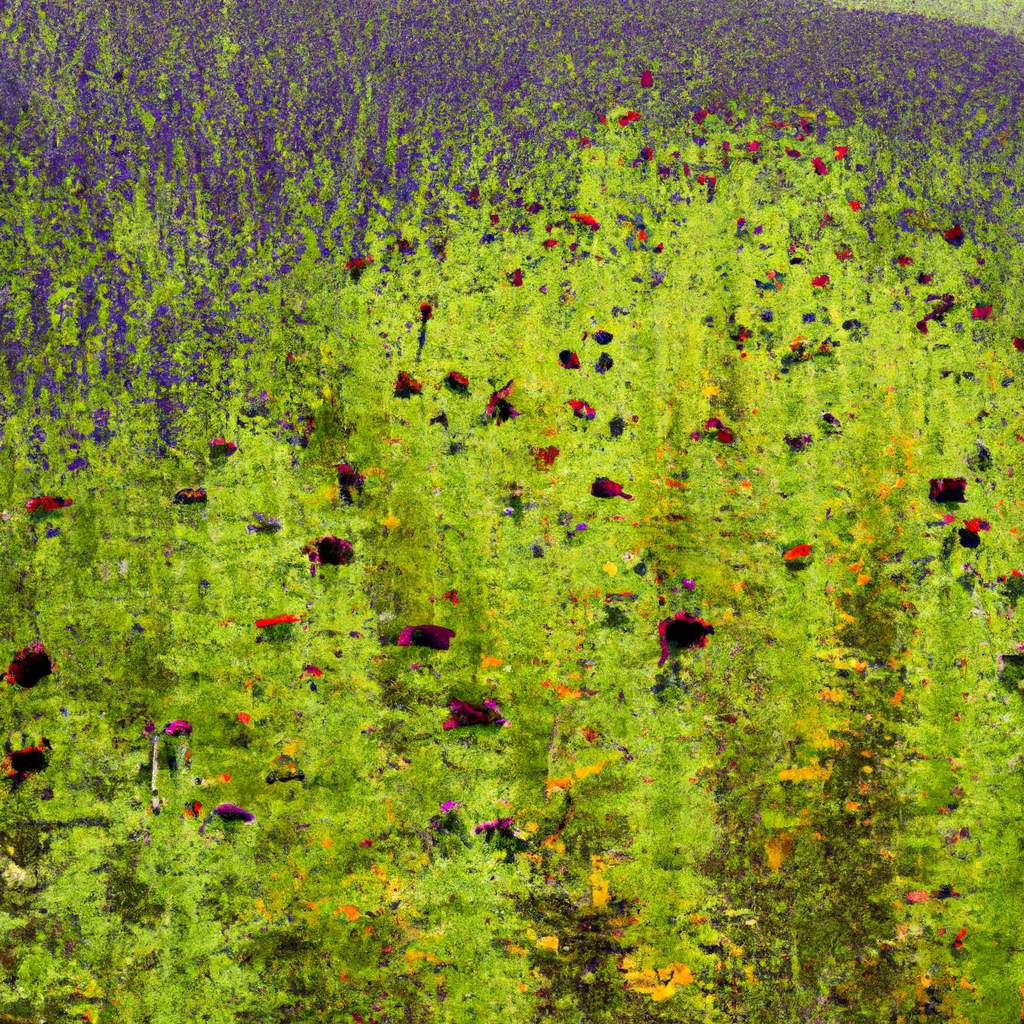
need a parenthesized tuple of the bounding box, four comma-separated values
(532, 445, 560, 468)
(394, 371, 422, 398)
(567, 399, 596, 420)
(834, 145, 848, 159)
(783, 543, 812, 561)
(419, 302, 433, 320)
(208, 437, 237, 456)
(237, 712, 251, 725)
(542, 238, 559, 248)
(747, 141, 761, 152)
(345, 256, 373, 277)
(558, 350, 581, 369)
(835, 247, 854, 261)
(5, 642, 53, 688)
(811, 157, 828, 175)
(1013, 338, 1024, 352)
(848, 200, 861, 211)
(509, 268, 523, 287)
(618, 111, 641, 127)
(786, 148, 802, 158)
(640, 69, 653, 88)
(255, 614, 301, 628)
(716, 427, 734, 444)
(445, 370, 470, 392)
(972, 305, 992, 320)
(571, 212, 600, 230)
(25, 495, 72, 514)
(943, 225, 964, 246)
(896, 255, 913, 266)
(811, 274, 830, 287)
(694, 108, 709, 125)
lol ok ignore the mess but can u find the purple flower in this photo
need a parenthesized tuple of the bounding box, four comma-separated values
(397, 625, 455, 651)
(443, 698, 507, 730)
(212, 803, 255, 823)
(163, 720, 193, 737)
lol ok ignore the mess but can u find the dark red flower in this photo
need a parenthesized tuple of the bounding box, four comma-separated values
(542, 238, 559, 249)
(657, 611, 714, 666)
(445, 370, 470, 393)
(532, 445, 560, 469)
(591, 477, 634, 500)
(929, 478, 966, 503)
(509, 268, 523, 287)
(618, 111, 641, 127)
(4, 740, 50, 781)
(394, 371, 422, 398)
(1013, 338, 1024, 352)
(420, 302, 433, 321)
(336, 462, 365, 503)
(896, 255, 913, 267)
(559, 350, 581, 369)
(303, 535, 354, 566)
(972, 305, 992, 320)
(5, 642, 53, 688)
(943, 225, 964, 246)
(485, 380, 519, 423)
(443, 698, 507, 730)
(640, 69, 654, 88)
(812, 157, 828, 175)
(811, 274, 830, 287)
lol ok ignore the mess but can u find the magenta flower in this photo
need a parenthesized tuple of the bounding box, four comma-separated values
(443, 698, 507, 730)
(397, 625, 456, 651)
(658, 611, 714, 666)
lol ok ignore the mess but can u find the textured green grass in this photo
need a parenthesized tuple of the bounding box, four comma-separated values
(2, 99, 1024, 1024)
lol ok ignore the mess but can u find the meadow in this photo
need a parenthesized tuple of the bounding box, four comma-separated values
(2, 1, 1024, 1021)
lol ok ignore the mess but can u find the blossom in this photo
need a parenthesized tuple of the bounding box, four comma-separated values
(485, 380, 519, 423)
(394, 371, 422, 398)
(929, 478, 966, 503)
(397, 625, 456, 651)
(163, 720, 193, 737)
(446, 370, 470, 393)
(208, 437, 237, 457)
(173, 487, 207, 504)
(211, 803, 255, 823)
(591, 477, 634, 500)
(5, 642, 53, 688)
(657, 611, 714, 666)
(336, 463, 365, 503)
(25, 496, 72, 514)
(302, 535, 354, 566)
(255, 614, 301, 628)
(442, 698, 507, 730)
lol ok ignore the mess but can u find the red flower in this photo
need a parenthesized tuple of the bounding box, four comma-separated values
(811, 274, 830, 287)
(783, 543, 812, 561)
(394, 371, 422, 398)
(834, 145, 849, 159)
(25, 495, 72, 514)
(579, 136, 593, 148)
(5, 642, 53, 688)
(558, 350, 581, 369)
(532, 445, 560, 469)
(943, 225, 964, 246)
(716, 427, 735, 444)
(835, 247, 854, 261)
(811, 156, 828, 175)
(255, 614, 301, 628)
(1012, 338, 1024, 352)
(419, 302, 433, 320)
(896, 255, 913, 266)
(640, 69, 653, 88)
(746, 140, 761, 152)
(509, 268, 523, 287)
(618, 110, 641, 127)
(445, 370, 470, 392)
(237, 712, 251, 725)
(848, 200, 861, 211)
(542, 238, 559, 248)
(972, 305, 992, 320)
(786, 148, 802, 158)
(208, 437, 238, 456)
(568, 399, 596, 420)
(571, 212, 600, 230)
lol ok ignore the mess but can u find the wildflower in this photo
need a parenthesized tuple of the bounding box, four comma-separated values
(929, 478, 966, 503)
(446, 370, 470, 393)
(568, 399, 596, 420)
(485, 380, 519, 423)
(591, 477, 634, 500)
(657, 611, 714, 666)
(25, 496, 72, 515)
(336, 463, 365, 503)
(397, 625, 456, 651)
(559, 350, 581, 369)
(443, 698, 507, 730)
(173, 487, 207, 504)
(5, 642, 53, 688)
(394, 371, 422, 398)
(208, 437, 238, 457)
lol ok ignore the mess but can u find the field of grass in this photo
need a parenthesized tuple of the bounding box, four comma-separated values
(2, 2, 1024, 1022)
